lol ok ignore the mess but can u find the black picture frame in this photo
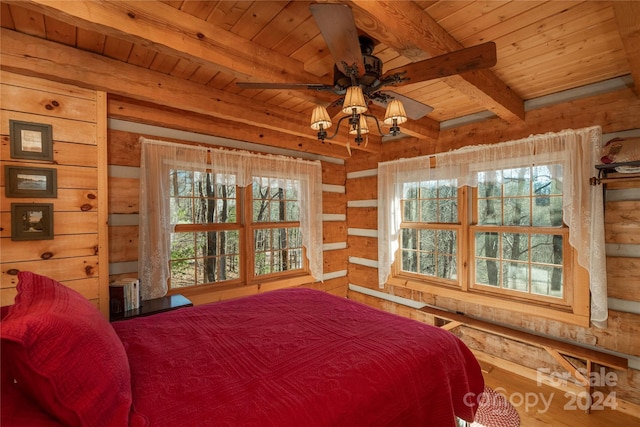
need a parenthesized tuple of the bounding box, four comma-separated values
(9, 120, 54, 161)
(5, 166, 57, 198)
(11, 203, 54, 241)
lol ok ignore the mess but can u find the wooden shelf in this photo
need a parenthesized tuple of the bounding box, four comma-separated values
(592, 161, 640, 185)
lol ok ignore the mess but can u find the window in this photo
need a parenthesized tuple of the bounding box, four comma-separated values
(399, 179, 459, 282)
(167, 171, 310, 290)
(251, 177, 305, 278)
(378, 127, 605, 326)
(397, 165, 569, 305)
(472, 165, 567, 302)
(139, 138, 322, 299)
(169, 170, 241, 289)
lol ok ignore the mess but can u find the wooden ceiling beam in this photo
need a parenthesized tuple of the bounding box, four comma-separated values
(7, 0, 330, 86)
(107, 96, 354, 160)
(350, 0, 525, 123)
(0, 28, 376, 156)
(612, 1, 640, 96)
(3, 1, 439, 143)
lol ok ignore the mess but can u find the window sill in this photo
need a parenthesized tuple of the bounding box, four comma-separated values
(169, 273, 317, 305)
(386, 276, 590, 328)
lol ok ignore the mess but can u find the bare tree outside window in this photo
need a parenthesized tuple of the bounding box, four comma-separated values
(169, 169, 239, 288)
(400, 179, 459, 281)
(474, 165, 564, 298)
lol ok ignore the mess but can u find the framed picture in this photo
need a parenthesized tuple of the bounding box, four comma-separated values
(9, 120, 54, 161)
(11, 203, 54, 241)
(5, 166, 57, 198)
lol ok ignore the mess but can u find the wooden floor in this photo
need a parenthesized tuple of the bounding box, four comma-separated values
(482, 364, 638, 426)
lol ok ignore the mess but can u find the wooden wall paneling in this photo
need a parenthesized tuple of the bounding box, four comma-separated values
(107, 177, 140, 214)
(322, 221, 347, 244)
(305, 276, 349, 297)
(595, 310, 640, 357)
(320, 162, 348, 295)
(106, 128, 140, 283)
(58, 164, 100, 189)
(455, 327, 566, 376)
(1, 83, 97, 123)
(107, 128, 142, 167)
(345, 149, 381, 173)
(345, 175, 377, 201)
(108, 225, 139, 263)
(347, 235, 378, 261)
(321, 161, 346, 186)
(1, 235, 99, 263)
(347, 263, 378, 290)
(347, 289, 436, 325)
(320, 280, 348, 297)
(347, 206, 377, 229)
(96, 91, 109, 316)
(322, 191, 346, 215)
(323, 248, 348, 274)
(1, 70, 96, 100)
(384, 284, 417, 303)
(53, 142, 99, 168)
(0, 71, 104, 312)
(1, 256, 99, 290)
(606, 256, 640, 302)
(605, 200, 640, 244)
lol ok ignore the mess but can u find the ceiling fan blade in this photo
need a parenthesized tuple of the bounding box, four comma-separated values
(374, 91, 434, 120)
(236, 82, 333, 91)
(310, 3, 364, 77)
(383, 42, 497, 87)
(325, 98, 344, 119)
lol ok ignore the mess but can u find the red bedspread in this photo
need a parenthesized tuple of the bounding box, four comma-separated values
(114, 288, 483, 426)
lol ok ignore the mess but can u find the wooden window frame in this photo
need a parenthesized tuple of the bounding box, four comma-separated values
(168, 177, 309, 293)
(390, 179, 590, 327)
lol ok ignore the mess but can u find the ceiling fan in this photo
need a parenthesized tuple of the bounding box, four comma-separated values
(237, 3, 497, 145)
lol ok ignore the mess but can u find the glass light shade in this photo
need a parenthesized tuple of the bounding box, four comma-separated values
(349, 115, 369, 135)
(342, 86, 368, 114)
(310, 105, 332, 130)
(383, 99, 408, 125)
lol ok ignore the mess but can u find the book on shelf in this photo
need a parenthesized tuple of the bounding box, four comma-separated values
(109, 278, 140, 315)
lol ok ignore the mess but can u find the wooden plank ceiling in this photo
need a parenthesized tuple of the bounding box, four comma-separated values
(1, 1, 638, 158)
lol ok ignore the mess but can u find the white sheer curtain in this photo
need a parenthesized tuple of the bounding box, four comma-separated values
(378, 126, 607, 327)
(138, 137, 323, 300)
(138, 138, 209, 299)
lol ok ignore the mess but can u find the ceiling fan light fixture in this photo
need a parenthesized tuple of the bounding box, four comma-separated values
(342, 86, 367, 114)
(383, 99, 408, 126)
(349, 114, 369, 135)
(310, 105, 332, 130)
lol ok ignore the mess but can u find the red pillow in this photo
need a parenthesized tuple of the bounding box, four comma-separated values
(0, 272, 132, 427)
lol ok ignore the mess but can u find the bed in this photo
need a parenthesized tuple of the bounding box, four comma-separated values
(1, 272, 484, 426)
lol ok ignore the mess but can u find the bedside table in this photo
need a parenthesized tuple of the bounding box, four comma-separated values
(110, 294, 192, 322)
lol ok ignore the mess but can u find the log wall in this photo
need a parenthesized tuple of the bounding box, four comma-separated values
(0, 71, 109, 316)
(344, 89, 640, 411)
